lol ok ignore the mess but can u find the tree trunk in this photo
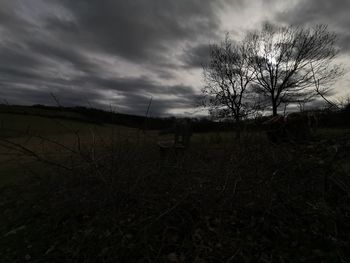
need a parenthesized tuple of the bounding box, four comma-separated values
(235, 118, 241, 140)
(272, 100, 278, 116)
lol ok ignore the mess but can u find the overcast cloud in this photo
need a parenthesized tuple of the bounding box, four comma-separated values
(0, 0, 349, 116)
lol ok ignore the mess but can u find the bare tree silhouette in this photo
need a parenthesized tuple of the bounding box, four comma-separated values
(202, 34, 258, 138)
(247, 23, 344, 116)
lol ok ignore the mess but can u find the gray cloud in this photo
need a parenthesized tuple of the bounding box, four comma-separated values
(49, 0, 224, 62)
(275, 0, 350, 53)
(0, 0, 226, 115)
(181, 43, 211, 68)
(0, 0, 349, 116)
(0, 68, 199, 116)
(70, 76, 200, 115)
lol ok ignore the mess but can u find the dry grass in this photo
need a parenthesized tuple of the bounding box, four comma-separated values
(0, 117, 350, 262)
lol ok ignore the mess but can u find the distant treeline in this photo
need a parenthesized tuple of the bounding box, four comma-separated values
(0, 104, 171, 129)
(0, 104, 239, 132)
(0, 104, 349, 132)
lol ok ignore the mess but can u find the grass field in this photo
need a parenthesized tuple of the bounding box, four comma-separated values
(0, 112, 350, 262)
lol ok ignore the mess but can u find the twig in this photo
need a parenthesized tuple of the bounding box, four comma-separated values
(0, 138, 72, 171)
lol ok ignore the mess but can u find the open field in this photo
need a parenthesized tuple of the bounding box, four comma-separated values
(0, 111, 350, 262)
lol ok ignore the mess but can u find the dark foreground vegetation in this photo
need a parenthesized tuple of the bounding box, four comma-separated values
(0, 106, 350, 262)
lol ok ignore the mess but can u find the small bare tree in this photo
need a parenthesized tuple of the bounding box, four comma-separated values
(202, 34, 256, 138)
(248, 23, 344, 116)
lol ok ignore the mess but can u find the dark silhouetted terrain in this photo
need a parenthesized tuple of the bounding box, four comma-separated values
(0, 105, 350, 262)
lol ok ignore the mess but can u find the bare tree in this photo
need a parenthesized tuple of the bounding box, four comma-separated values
(336, 94, 350, 110)
(248, 23, 344, 116)
(311, 62, 341, 110)
(202, 34, 256, 138)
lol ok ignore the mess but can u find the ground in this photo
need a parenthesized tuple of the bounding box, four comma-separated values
(0, 112, 350, 262)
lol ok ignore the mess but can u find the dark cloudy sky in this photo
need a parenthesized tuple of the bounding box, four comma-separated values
(0, 0, 349, 116)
